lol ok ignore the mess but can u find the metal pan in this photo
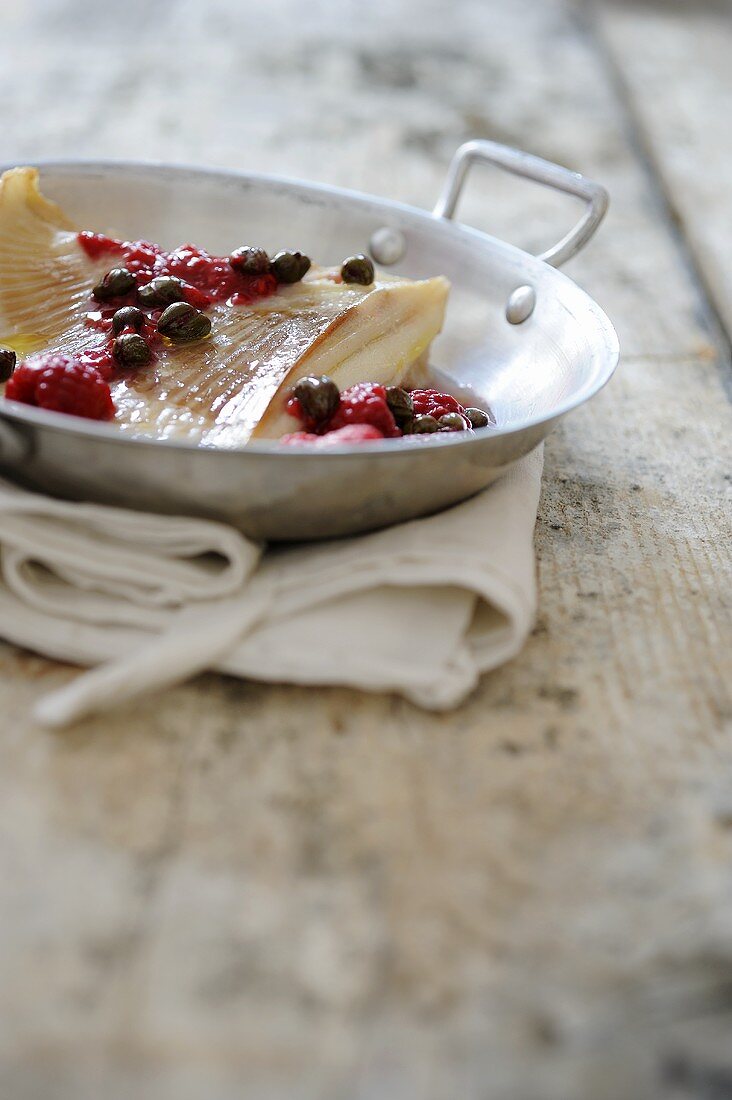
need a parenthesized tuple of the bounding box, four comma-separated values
(0, 141, 619, 540)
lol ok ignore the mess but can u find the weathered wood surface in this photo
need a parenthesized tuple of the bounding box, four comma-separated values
(598, 0, 732, 340)
(0, 1, 731, 1098)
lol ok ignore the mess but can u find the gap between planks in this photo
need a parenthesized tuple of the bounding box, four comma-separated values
(580, 0, 732, 399)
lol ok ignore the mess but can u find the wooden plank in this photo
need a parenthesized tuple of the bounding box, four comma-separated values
(0, 0, 719, 361)
(596, 0, 732, 342)
(0, 0, 730, 1097)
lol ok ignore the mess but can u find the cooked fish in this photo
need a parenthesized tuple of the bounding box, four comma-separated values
(0, 167, 449, 446)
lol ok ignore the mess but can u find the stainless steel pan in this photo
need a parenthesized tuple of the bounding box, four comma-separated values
(0, 141, 619, 540)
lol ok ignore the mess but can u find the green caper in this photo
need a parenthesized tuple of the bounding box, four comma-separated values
(270, 250, 311, 284)
(341, 254, 375, 286)
(411, 414, 440, 434)
(113, 333, 152, 369)
(438, 412, 470, 432)
(111, 305, 146, 335)
(0, 347, 16, 383)
(385, 386, 414, 428)
(229, 246, 270, 276)
(92, 267, 136, 302)
(464, 406, 491, 429)
(137, 275, 187, 308)
(292, 375, 340, 423)
(157, 301, 212, 344)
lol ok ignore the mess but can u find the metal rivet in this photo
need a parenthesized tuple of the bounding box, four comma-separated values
(369, 226, 406, 266)
(506, 285, 536, 324)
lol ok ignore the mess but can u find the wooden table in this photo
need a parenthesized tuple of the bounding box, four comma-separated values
(1, 2, 730, 1096)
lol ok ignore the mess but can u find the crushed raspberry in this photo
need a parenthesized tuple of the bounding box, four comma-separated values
(77, 231, 125, 261)
(122, 239, 165, 277)
(281, 424, 384, 446)
(285, 393, 327, 434)
(285, 394, 310, 427)
(326, 382, 400, 437)
(410, 388, 467, 420)
(6, 353, 115, 420)
(78, 233, 280, 308)
(281, 383, 491, 445)
(230, 273, 278, 307)
(77, 346, 115, 381)
(182, 284, 214, 310)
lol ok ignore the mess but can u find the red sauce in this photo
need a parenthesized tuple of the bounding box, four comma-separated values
(77, 231, 125, 262)
(78, 232, 279, 307)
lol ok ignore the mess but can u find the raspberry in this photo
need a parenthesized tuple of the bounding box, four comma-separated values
(327, 382, 400, 437)
(281, 424, 384, 446)
(5, 362, 41, 404)
(181, 284, 214, 311)
(410, 388, 467, 420)
(286, 394, 306, 421)
(319, 424, 384, 445)
(280, 430, 321, 445)
(7, 353, 115, 420)
(37, 360, 115, 420)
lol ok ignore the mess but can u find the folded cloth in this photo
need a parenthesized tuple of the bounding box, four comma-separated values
(0, 446, 543, 727)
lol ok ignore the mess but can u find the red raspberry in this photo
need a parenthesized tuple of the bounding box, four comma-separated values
(230, 274, 278, 308)
(280, 430, 321, 445)
(37, 359, 115, 420)
(318, 424, 384, 445)
(286, 394, 308, 423)
(8, 353, 115, 420)
(410, 388, 467, 420)
(281, 423, 384, 446)
(327, 382, 400, 437)
(5, 362, 41, 404)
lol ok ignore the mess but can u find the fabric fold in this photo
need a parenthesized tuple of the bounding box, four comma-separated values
(0, 446, 543, 727)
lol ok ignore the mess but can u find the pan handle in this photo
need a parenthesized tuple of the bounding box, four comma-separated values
(433, 140, 608, 268)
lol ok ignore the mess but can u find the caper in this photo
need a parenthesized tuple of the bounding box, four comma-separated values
(292, 375, 340, 423)
(385, 386, 413, 428)
(438, 412, 470, 432)
(111, 305, 146, 335)
(270, 250, 311, 284)
(113, 333, 152, 369)
(464, 406, 491, 429)
(229, 246, 270, 276)
(137, 275, 187, 308)
(92, 267, 136, 302)
(411, 414, 440, 434)
(341, 254, 375, 286)
(157, 301, 212, 344)
(0, 347, 16, 383)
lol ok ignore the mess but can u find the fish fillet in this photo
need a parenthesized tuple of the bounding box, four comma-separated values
(0, 168, 449, 446)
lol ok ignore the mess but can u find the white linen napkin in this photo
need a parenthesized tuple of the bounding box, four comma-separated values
(0, 446, 543, 727)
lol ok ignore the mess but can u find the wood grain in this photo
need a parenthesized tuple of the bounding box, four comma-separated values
(598, 0, 732, 343)
(0, 1, 730, 1097)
